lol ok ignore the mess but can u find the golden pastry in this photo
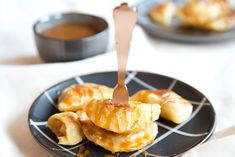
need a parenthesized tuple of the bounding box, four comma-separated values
(149, 1, 177, 26)
(131, 90, 193, 124)
(204, 12, 235, 31)
(85, 99, 161, 133)
(80, 119, 158, 153)
(47, 112, 85, 145)
(179, 0, 230, 28)
(149, 0, 235, 31)
(58, 83, 113, 112)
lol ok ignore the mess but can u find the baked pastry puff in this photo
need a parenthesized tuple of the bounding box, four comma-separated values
(204, 12, 235, 31)
(58, 83, 113, 112)
(79, 114, 158, 153)
(131, 90, 193, 124)
(149, 1, 177, 26)
(48, 112, 85, 145)
(179, 0, 230, 28)
(85, 99, 161, 133)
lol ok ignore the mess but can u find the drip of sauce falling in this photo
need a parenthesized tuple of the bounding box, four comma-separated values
(112, 3, 137, 105)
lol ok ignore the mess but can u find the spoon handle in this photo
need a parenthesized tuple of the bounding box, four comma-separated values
(113, 3, 137, 85)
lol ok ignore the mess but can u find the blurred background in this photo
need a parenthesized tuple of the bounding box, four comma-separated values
(1, 0, 235, 64)
(0, 0, 140, 64)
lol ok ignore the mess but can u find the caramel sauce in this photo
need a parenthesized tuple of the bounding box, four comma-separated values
(104, 108, 114, 130)
(141, 151, 148, 156)
(141, 150, 159, 157)
(149, 89, 170, 97)
(76, 145, 90, 157)
(94, 103, 103, 125)
(104, 155, 116, 157)
(62, 91, 77, 106)
(74, 86, 94, 97)
(120, 140, 132, 149)
(86, 88, 95, 97)
(112, 3, 137, 106)
(41, 23, 99, 40)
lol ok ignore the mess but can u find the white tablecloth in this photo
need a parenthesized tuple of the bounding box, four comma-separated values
(0, 0, 235, 156)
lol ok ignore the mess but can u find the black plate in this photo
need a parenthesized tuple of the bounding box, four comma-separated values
(136, 0, 235, 43)
(28, 71, 216, 157)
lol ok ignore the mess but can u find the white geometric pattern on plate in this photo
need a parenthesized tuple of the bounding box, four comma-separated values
(28, 71, 215, 157)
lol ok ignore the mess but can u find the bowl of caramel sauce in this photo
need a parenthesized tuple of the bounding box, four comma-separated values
(33, 13, 108, 62)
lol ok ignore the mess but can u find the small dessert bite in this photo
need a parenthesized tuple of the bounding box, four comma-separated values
(58, 83, 113, 111)
(85, 99, 161, 133)
(204, 12, 235, 31)
(80, 118, 158, 153)
(149, 1, 177, 26)
(131, 90, 193, 124)
(179, 0, 231, 29)
(47, 112, 85, 145)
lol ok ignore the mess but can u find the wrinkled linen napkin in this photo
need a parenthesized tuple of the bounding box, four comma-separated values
(1, 27, 235, 156)
(184, 126, 235, 157)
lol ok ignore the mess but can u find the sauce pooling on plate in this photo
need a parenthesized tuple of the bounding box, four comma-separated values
(41, 23, 99, 40)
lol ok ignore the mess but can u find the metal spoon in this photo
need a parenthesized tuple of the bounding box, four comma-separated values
(112, 3, 137, 105)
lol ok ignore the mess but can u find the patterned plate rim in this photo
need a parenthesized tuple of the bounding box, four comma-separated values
(28, 71, 216, 157)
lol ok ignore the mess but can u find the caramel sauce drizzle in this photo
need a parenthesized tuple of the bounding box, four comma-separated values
(76, 145, 90, 157)
(112, 3, 137, 106)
